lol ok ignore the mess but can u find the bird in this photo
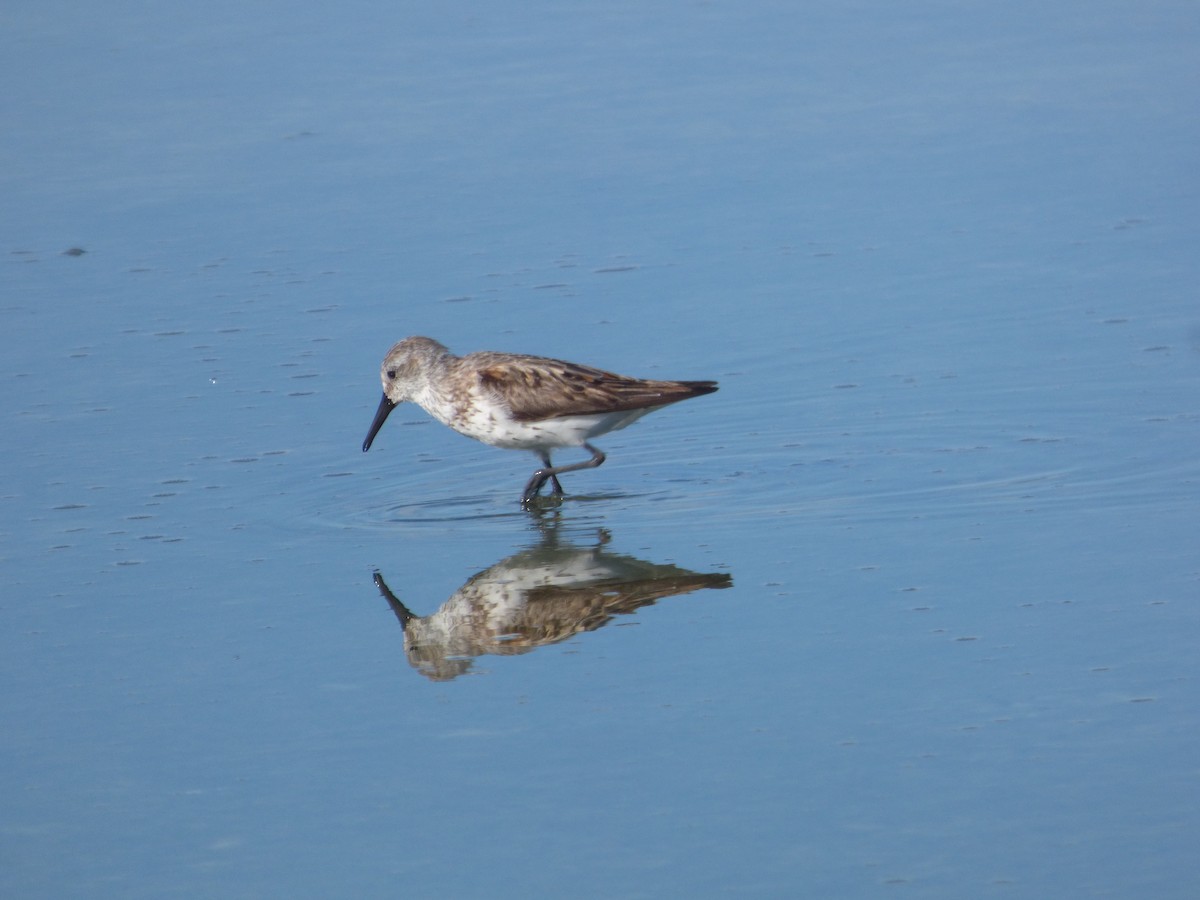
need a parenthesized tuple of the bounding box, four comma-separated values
(361, 336, 717, 504)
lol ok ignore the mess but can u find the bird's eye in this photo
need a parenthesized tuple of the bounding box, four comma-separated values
(386, 369, 396, 380)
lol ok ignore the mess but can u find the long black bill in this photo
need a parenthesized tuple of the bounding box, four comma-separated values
(362, 393, 397, 452)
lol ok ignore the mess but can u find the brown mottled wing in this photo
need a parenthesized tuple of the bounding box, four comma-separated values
(471, 353, 717, 422)
(494, 573, 734, 648)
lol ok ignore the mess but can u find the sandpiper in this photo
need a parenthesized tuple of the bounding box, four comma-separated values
(361, 336, 718, 504)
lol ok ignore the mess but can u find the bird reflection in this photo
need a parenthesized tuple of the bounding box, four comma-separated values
(372, 529, 732, 681)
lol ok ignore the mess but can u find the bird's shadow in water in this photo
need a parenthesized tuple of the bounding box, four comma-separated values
(371, 520, 733, 681)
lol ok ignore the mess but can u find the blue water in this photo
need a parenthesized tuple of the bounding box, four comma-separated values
(4, 1, 1199, 897)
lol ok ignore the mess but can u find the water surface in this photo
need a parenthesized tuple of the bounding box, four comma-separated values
(3, 1, 1198, 897)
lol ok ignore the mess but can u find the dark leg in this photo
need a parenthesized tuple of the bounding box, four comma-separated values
(522, 453, 556, 503)
(521, 444, 607, 505)
(538, 452, 564, 496)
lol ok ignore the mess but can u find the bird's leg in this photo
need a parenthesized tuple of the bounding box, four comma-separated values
(522, 453, 561, 504)
(539, 452, 565, 496)
(521, 445, 607, 506)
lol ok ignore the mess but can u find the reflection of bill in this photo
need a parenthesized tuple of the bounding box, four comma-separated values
(373, 537, 732, 682)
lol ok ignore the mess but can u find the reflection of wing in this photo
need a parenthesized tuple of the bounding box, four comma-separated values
(490, 572, 733, 650)
(372, 546, 732, 682)
(469, 352, 717, 422)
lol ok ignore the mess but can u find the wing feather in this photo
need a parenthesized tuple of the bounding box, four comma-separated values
(467, 353, 716, 422)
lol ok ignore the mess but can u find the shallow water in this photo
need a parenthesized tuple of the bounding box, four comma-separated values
(4, 1, 1199, 897)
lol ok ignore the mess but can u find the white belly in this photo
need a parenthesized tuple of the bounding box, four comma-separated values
(450, 407, 657, 451)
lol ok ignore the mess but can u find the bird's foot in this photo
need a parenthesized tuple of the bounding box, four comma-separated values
(521, 469, 566, 507)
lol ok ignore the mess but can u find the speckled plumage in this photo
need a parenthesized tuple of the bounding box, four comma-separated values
(361, 336, 717, 504)
(372, 542, 732, 680)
